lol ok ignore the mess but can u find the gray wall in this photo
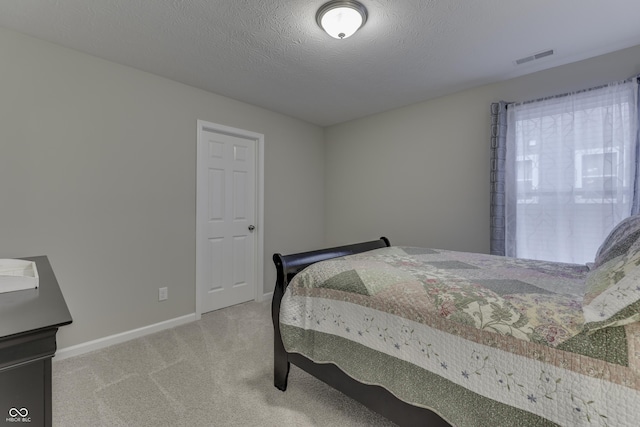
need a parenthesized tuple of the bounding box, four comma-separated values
(0, 27, 325, 348)
(3, 23, 640, 351)
(324, 44, 640, 253)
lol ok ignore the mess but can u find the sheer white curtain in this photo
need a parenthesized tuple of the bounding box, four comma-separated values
(505, 80, 639, 264)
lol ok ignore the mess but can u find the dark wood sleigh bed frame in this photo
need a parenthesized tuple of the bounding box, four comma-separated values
(271, 237, 451, 427)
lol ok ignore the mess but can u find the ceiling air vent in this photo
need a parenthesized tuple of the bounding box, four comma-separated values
(514, 49, 555, 66)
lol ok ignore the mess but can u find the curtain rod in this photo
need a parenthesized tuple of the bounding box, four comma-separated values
(508, 75, 640, 108)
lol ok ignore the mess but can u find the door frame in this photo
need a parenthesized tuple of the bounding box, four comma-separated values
(195, 120, 264, 319)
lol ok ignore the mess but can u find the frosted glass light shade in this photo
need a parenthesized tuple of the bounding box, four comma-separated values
(317, 1, 368, 40)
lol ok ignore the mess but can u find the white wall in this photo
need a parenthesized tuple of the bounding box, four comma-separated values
(324, 44, 640, 253)
(0, 27, 325, 349)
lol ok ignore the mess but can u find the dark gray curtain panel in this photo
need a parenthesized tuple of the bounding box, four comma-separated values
(489, 101, 508, 256)
(633, 79, 640, 216)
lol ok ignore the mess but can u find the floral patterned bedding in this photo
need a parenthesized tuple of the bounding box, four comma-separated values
(279, 246, 640, 426)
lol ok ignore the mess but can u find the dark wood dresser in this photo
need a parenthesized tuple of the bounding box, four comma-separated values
(0, 256, 72, 427)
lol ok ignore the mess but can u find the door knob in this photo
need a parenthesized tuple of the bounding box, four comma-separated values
(248, 225, 255, 232)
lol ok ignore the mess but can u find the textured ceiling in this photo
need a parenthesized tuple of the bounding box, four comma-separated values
(1, 0, 640, 126)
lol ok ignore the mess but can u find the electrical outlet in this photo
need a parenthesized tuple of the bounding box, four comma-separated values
(158, 287, 168, 301)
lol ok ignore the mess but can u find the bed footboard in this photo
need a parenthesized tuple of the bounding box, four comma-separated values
(271, 237, 451, 426)
(271, 237, 390, 391)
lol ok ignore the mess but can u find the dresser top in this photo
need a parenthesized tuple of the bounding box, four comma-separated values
(0, 256, 72, 339)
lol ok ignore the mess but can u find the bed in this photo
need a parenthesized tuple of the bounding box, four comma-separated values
(271, 218, 640, 426)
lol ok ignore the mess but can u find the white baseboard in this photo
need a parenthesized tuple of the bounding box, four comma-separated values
(262, 291, 273, 301)
(54, 313, 197, 361)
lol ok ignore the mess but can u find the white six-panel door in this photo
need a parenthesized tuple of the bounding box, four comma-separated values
(196, 121, 263, 315)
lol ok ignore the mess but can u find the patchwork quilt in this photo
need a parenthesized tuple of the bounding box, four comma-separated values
(279, 246, 640, 426)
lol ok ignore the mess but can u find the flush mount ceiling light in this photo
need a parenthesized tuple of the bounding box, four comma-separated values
(316, 0, 368, 40)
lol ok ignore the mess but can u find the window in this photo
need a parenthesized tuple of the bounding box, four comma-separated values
(516, 154, 538, 203)
(505, 80, 638, 264)
(574, 149, 622, 204)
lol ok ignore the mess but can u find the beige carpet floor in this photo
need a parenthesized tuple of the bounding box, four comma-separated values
(52, 300, 396, 426)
